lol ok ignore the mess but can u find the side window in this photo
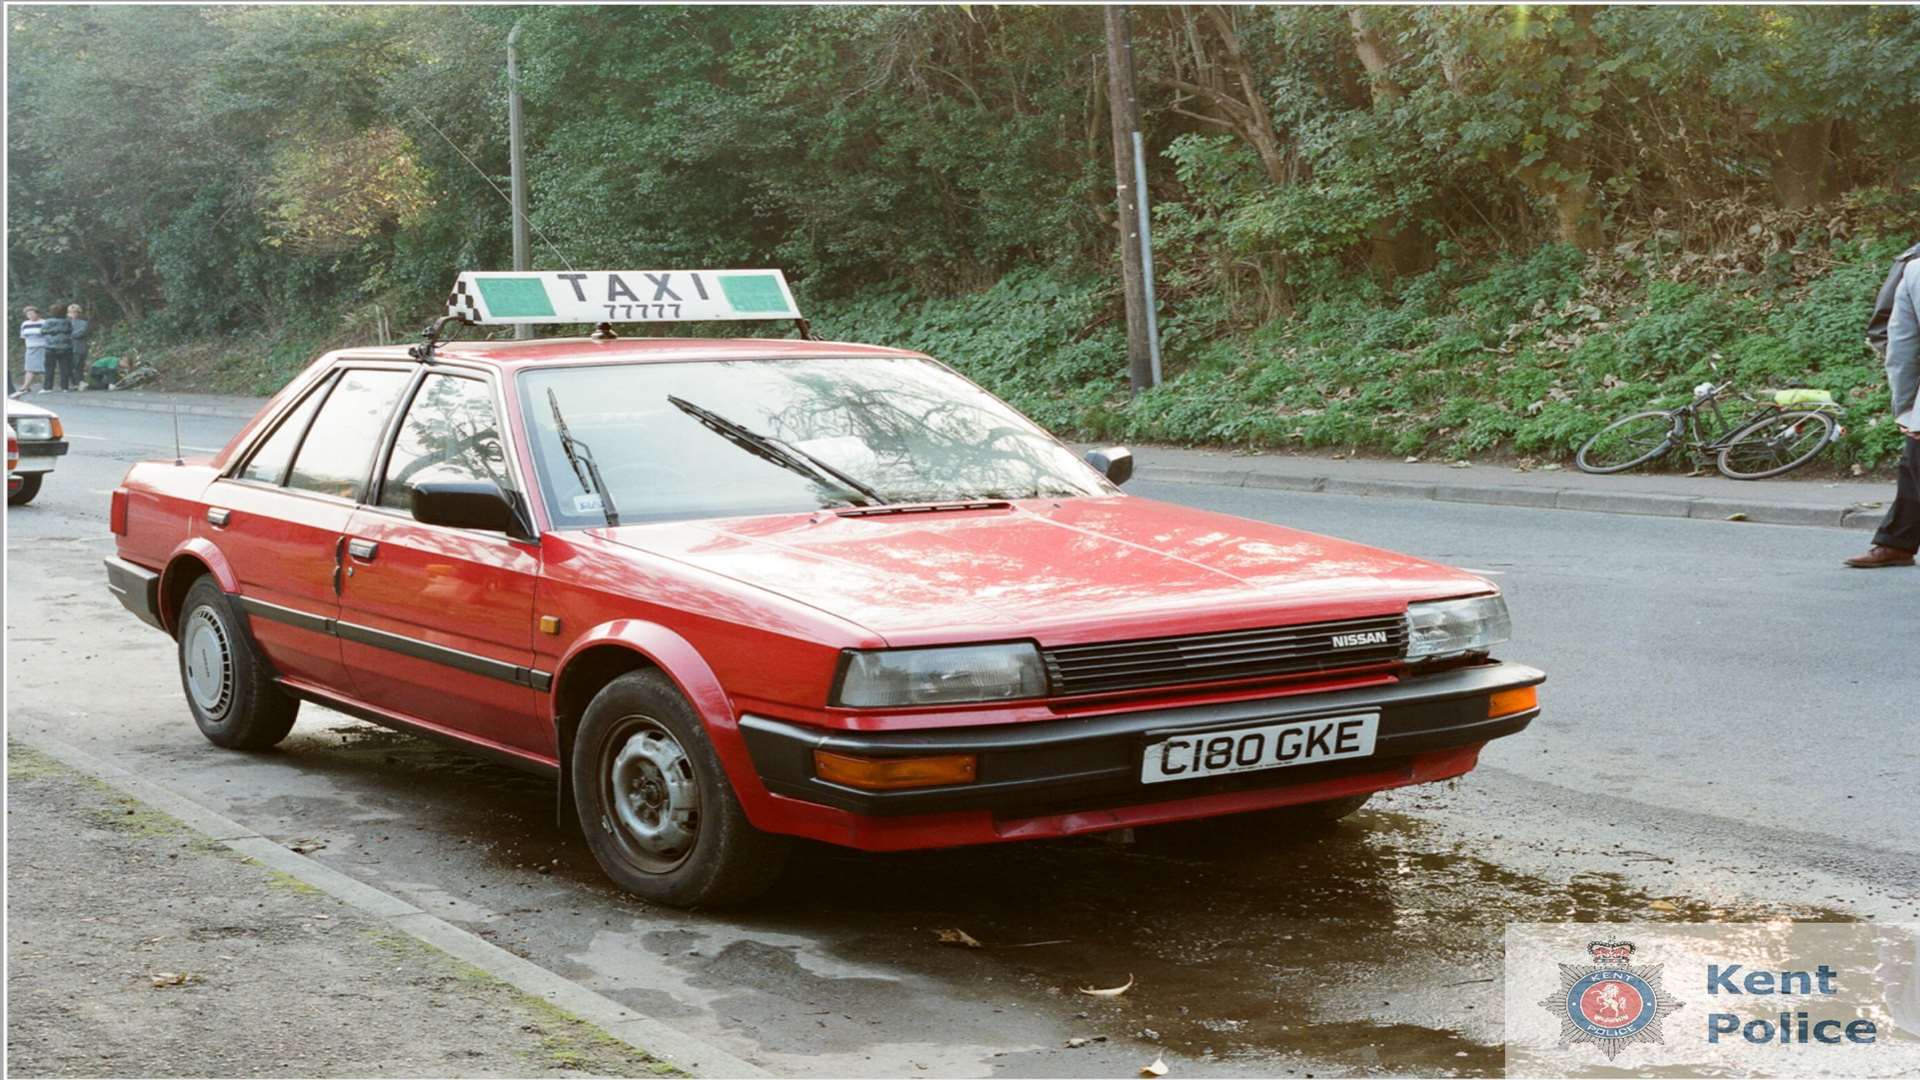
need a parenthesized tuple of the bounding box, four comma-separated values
(238, 377, 331, 485)
(379, 374, 509, 513)
(286, 369, 411, 501)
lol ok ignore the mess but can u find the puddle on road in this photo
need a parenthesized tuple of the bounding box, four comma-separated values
(239, 722, 1845, 1077)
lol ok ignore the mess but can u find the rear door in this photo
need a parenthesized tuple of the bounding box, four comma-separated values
(335, 369, 547, 758)
(207, 366, 412, 692)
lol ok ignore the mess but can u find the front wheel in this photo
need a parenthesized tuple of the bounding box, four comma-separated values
(1575, 411, 1678, 474)
(1716, 410, 1838, 479)
(177, 577, 299, 749)
(571, 671, 789, 907)
(7, 472, 42, 505)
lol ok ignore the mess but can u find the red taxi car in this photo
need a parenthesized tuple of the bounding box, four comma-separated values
(107, 270, 1542, 906)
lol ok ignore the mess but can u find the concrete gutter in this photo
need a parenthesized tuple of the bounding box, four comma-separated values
(20, 729, 771, 1079)
(1130, 456, 1887, 531)
(28, 389, 262, 420)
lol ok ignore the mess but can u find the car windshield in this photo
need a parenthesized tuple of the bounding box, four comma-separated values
(520, 356, 1108, 526)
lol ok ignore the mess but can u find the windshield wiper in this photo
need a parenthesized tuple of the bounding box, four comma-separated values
(547, 388, 619, 527)
(666, 395, 884, 507)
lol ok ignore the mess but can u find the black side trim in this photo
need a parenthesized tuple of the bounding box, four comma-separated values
(234, 596, 553, 691)
(104, 557, 164, 632)
(741, 662, 1544, 816)
(334, 620, 522, 683)
(234, 595, 331, 635)
(279, 681, 558, 779)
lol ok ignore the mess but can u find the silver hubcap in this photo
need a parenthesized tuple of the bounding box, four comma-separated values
(609, 720, 699, 863)
(183, 608, 234, 717)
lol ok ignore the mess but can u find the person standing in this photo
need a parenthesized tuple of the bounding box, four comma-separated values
(12, 306, 47, 397)
(1847, 247, 1920, 568)
(37, 302, 72, 392)
(66, 304, 90, 389)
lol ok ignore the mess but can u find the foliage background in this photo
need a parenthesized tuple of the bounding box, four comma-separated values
(8, 4, 1919, 467)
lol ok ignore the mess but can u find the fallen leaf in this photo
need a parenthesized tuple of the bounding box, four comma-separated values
(1079, 974, 1135, 997)
(288, 839, 327, 854)
(149, 972, 192, 988)
(934, 928, 983, 949)
(1725, 513, 1749, 522)
(1142, 1055, 1169, 1077)
(1649, 899, 1679, 912)
(1449, 460, 1472, 469)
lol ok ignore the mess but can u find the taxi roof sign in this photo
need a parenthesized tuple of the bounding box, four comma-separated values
(446, 269, 801, 326)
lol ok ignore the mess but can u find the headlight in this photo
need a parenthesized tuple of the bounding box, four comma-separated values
(12, 417, 51, 440)
(1406, 594, 1510, 661)
(834, 643, 1047, 707)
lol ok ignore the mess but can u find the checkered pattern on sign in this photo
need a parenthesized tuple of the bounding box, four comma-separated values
(446, 278, 483, 323)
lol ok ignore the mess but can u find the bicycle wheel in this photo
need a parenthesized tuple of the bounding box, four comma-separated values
(1575, 411, 1679, 474)
(1716, 410, 1838, 480)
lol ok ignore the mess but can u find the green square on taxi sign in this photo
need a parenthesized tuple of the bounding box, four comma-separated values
(476, 277, 555, 318)
(719, 274, 789, 314)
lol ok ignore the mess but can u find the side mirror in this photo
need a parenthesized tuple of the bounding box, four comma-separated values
(1084, 446, 1134, 486)
(411, 480, 533, 541)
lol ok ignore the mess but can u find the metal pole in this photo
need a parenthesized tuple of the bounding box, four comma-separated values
(1131, 130, 1162, 388)
(1104, 5, 1153, 395)
(507, 19, 532, 340)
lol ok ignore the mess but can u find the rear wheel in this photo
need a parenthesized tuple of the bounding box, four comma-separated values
(177, 577, 299, 750)
(1716, 410, 1838, 479)
(7, 472, 42, 505)
(571, 670, 789, 907)
(1576, 411, 1678, 474)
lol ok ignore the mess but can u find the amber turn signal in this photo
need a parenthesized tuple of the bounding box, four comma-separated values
(1487, 686, 1538, 718)
(814, 750, 977, 790)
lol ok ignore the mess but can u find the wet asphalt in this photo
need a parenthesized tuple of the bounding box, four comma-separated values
(5, 400, 1913, 1077)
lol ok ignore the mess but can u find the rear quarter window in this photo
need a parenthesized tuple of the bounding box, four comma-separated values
(285, 369, 411, 501)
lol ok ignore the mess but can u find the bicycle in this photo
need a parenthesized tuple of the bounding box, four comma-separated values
(1575, 377, 1844, 480)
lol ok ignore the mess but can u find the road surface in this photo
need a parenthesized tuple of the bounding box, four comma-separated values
(7, 399, 1914, 1077)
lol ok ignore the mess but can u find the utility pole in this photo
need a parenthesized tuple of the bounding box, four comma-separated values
(1105, 6, 1155, 394)
(507, 19, 532, 340)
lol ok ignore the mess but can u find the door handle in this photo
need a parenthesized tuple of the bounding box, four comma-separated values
(347, 539, 379, 561)
(206, 508, 231, 527)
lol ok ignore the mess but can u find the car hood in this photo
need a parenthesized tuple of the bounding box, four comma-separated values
(5, 398, 56, 420)
(592, 496, 1494, 647)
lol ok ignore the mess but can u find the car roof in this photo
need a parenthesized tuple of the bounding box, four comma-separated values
(327, 335, 929, 372)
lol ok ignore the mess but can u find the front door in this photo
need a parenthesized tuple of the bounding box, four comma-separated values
(335, 371, 546, 759)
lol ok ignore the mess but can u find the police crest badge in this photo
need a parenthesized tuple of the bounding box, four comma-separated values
(1539, 939, 1685, 1060)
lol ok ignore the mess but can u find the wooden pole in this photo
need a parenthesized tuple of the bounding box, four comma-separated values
(1105, 5, 1154, 394)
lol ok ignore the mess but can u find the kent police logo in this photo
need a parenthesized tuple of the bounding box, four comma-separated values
(1539, 939, 1685, 1060)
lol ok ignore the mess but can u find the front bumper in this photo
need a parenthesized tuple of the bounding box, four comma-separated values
(742, 661, 1543, 822)
(12, 438, 66, 474)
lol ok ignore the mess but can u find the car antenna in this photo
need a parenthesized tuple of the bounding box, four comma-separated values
(172, 401, 184, 466)
(409, 314, 471, 364)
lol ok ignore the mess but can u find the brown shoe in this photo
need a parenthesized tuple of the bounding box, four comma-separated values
(1844, 545, 1917, 568)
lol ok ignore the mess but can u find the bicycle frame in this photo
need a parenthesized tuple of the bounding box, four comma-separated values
(1669, 383, 1834, 463)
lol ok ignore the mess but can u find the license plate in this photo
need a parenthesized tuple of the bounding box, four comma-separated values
(1139, 713, 1379, 784)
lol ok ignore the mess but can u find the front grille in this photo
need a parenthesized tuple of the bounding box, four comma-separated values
(1042, 614, 1408, 697)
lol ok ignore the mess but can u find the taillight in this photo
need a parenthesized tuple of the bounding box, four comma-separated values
(110, 489, 129, 535)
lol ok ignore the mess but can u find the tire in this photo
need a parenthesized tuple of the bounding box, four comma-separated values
(571, 670, 789, 908)
(1575, 411, 1679, 474)
(1715, 410, 1838, 480)
(177, 577, 300, 750)
(7, 472, 42, 505)
(1137, 793, 1373, 855)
